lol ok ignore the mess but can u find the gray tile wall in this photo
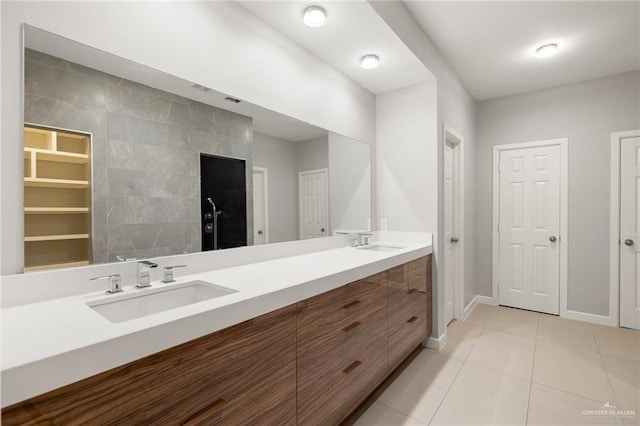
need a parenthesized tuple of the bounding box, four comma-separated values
(24, 49, 253, 264)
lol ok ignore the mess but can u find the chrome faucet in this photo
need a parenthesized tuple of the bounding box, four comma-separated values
(355, 232, 373, 247)
(91, 274, 122, 294)
(137, 260, 158, 288)
(162, 265, 187, 283)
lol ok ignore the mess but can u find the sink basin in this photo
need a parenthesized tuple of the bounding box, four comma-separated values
(88, 280, 237, 323)
(357, 243, 405, 252)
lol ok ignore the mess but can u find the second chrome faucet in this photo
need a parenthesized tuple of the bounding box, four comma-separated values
(136, 260, 158, 288)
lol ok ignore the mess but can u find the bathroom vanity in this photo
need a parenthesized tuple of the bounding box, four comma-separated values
(1, 234, 432, 425)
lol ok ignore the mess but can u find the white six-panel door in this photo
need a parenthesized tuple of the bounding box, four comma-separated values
(498, 145, 561, 314)
(620, 136, 640, 329)
(299, 169, 328, 240)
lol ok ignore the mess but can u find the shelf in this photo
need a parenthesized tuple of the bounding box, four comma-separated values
(24, 178, 89, 189)
(24, 148, 89, 164)
(24, 261, 90, 272)
(25, 234, 89, 242)
(24, 207, 90, 215)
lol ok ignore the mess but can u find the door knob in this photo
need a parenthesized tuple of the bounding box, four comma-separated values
(625, 239, 635, 246)
(257, 230, 263, 235)
(451, 237, 459, 243)
(320, 228, 325, 232)
(549, 236, 557, 243)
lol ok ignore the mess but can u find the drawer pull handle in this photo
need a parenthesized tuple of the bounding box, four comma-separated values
(181, 398, 226, 425)
(407, 288, 417, 294)
(407, 316, 418, 324)
(342, 360, 362, 374)
(342, 300, 361, 309)
(342, 321, 362, 333)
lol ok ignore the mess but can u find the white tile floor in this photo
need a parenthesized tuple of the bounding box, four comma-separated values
(350, 304, 640, 425)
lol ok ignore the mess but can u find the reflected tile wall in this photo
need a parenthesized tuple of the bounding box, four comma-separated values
(24, 49, 254, 263)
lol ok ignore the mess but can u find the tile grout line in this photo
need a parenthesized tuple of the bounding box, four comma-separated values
(373, 401, 430, 425)
(524, 314, 540, 426)
(591, 325, 621, 409)
(425, 349, 468, 425)
(532, 381, 613, 405)
(426, 306, 490, 425)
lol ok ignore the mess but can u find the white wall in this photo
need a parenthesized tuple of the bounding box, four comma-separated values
(377, 82, 438, 233)
(476, 71, 640, 317)
(370, 1, 477, 339)
(328, 133, 371, 231)
(296, 136, 329, 173)
(252, 133, 298, 244)
(0, 1, 375, 274)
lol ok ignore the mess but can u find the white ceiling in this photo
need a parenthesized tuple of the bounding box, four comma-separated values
(25, 26, 327, 142)
(405, 1, 640, 101)
(239, 1, 433, 94)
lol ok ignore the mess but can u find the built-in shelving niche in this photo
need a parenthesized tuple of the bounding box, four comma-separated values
(23, 125, 93, 272)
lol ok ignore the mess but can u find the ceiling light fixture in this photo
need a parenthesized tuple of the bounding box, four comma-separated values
(536, 43, 559, 57)
(303, 6, 326, 28)
(360, 54, 380, 70)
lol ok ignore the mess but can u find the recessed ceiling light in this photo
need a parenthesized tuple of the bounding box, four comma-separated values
(536, 43, 559, 57)
(303, 6, 326, 28)
(360, 54, 380, 70)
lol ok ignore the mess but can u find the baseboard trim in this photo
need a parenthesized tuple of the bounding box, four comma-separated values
(476, 295, 495, 305)
(563, 309, 617, 327)
(466, 295, 617, 327)
(425, 332, 447, 351)
(463, 296, 478, 320)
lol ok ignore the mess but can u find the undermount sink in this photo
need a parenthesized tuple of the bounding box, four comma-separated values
(88, 280, 237, 323)
(357, 243, 406, 252)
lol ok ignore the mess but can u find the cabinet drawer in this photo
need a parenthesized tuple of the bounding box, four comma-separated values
(298, 339, 387, 426)
(388, 290, 426, 336)
(297, 273, 385, 356)
(389, 309, 427, 369)
(182, 361, 297, 426)
(408, 257, 428, 292)
(343, 273, 386, 324)
(298, 307, 387, 378)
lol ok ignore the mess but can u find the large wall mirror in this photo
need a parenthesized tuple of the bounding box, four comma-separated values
(21, 25, 371, 272)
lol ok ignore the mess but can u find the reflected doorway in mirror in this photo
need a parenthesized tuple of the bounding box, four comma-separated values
(253, 167, 269, 245)
(299, 169, 329, 239)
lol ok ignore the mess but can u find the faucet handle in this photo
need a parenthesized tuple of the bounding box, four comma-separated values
(162, 265, 187, 283)
(91, 274, 122, 294)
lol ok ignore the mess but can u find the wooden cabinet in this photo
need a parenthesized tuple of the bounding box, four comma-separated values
(1, 305, 298, 425)
(297, 273, 388, 425)
(387, 256, 432, 370)
(23, 125, 93, 272)
(2, 255, 433, 425)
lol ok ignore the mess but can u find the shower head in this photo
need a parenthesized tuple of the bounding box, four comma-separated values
(207, 197, 214, 206)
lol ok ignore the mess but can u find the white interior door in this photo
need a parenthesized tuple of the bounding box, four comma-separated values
(620, 136, 640, 329)
(299, 169, 328, 240)
(444, 140, 457, 324)
(252, 167, 268, 245)
(498, 145, 561, 315)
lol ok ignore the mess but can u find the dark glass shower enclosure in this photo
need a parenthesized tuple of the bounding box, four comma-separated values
(200, 154, 247, 251)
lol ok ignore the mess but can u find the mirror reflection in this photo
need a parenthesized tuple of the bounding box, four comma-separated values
(22, 25, 370, 271)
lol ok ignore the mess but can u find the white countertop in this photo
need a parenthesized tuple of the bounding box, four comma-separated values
(1, 234, 431, 408)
